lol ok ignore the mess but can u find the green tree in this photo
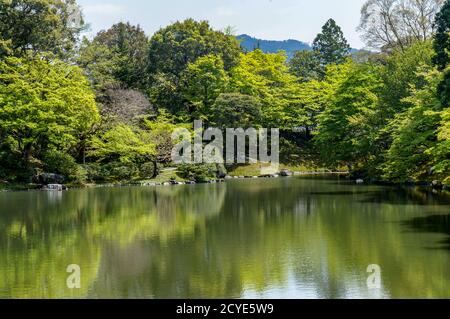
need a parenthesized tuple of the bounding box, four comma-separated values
(181, 55, 229, 118)
(383, 69, 443, 182)
(365, 41, 436, 178)
(0, 56, 99, 181)
(433, 0, 450, 70)
(0, 37, 12, 56)
(0, 0, 85, 59)
(147, 19, 241, 115)
(78, 22, 150, 90)
(144, 110, 187, 165)
(229, 49, 321, 163)
(229, 50, 312, 131)
(433, 0, 450, 105)
(89, 124, 155, 164)
(314, 61, 383, 170)
(288, 50, 321, 82)
(379, 41, 435, 115)
(88, 124, 156, 181)
(313, 19, 350, 74)
(431, 106, 450, 184)
(209, 93, 261, 128)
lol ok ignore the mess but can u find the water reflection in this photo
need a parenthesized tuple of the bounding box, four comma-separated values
(361, 187, 450, 206)
(402, 214, 450, 250)
(0, 179, 449, 298)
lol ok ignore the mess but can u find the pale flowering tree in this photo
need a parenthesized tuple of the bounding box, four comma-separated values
(358, 0, 444, 51)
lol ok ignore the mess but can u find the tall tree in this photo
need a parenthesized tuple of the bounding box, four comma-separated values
(312, 19, 350, 75)
(0, 56, 99, 180)
(358, 0, 444, 51)
(148, 19, 241, 76)
(78, 22, 150, 90)
(383, 69, 443, 182)
(314, 61, 383, 171)
(181, 55, 229, 117)
(147, 19, 241, 115)
(0, 0, 85, 59)
(379, 41, 435, 115)
(433, 0, 450, 105)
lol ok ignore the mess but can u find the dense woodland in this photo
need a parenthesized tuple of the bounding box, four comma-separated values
(0, 0, 449, 185)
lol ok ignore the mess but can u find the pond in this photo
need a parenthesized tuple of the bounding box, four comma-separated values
(0, 177, 449, 299)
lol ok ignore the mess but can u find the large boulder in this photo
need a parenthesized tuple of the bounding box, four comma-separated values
(280, 169, 293, 177)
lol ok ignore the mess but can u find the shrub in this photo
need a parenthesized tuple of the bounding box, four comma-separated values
(177, 164, 218, 183)
(43, 150, 78, 178)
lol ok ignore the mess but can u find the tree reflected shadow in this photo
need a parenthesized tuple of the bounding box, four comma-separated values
(402, 214, 450, 250)
(360, 188, 450, 206)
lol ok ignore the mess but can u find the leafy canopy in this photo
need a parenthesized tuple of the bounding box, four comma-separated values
(0, 0, 85, 59)
(313, 19, 350, 73)
(0, 56, 99, 178)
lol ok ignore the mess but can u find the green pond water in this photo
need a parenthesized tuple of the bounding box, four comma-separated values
(0, 177, 449, 299)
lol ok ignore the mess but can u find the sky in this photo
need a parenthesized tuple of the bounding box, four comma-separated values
(78, 0, 368, 49)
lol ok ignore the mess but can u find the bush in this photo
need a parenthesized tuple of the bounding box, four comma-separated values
(84, 162, 140, 182)
(177, 164, 219, 183)
(139, 162, 157, 179)
(43, 150, 78, 178)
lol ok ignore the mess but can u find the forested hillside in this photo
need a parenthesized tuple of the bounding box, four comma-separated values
(0, 0, 449, 186)
(236, 34, 311, 58)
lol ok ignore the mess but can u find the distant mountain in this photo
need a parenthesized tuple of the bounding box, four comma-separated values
(236, 34, 311, 59)
(236, 34, 360, 59)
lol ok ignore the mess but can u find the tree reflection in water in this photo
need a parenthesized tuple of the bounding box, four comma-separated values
(0, 179, 449, 298)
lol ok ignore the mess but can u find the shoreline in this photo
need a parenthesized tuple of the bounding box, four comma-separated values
(1, 171, 347, 192)
(1, 171, 449, 193)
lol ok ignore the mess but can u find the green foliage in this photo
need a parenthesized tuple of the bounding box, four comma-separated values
(312, 19, 350, 75)
(148, 19, 241, 114)
(382, 70, 443, 182)
(43, 149, 78, 178)
(0, 38, 12, 56)
(209, 93, 261, 128)
(177, 164, 218, 183)
(0, 56, 99, 181)
(88, 124, 155, 164)
(358, 0, 443, 52)
(181, 55, 229, 117)
(314, 61, 383, 169)
(148, 19, 241, 75)
(379, 41, 435, 115)
(433, 0, 450, 105)
(0, 0, 84, 59)
(87, 124, 157, 181)
(78, 22, 149, 90)
(144, 111, 188, 164)
(432, 107, 450, 184)
(433, 0, 450, 71)
(42, 149, 88, 184)
(1, 7, 449, 187)
(229, 50, 305, 130)
(289, 50, 321, 82)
